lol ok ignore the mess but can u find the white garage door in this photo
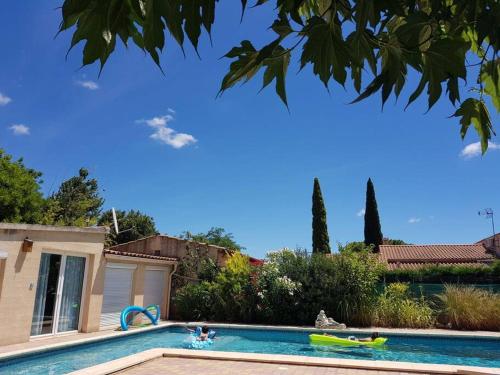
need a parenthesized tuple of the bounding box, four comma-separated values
(100, 263, 135, 327)
(143, 267, 167, 310)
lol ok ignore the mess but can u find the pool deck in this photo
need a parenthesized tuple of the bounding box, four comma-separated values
(68, 349, 500, 375)
(115, 357, 420, 375)
(1, 322, 499, 375)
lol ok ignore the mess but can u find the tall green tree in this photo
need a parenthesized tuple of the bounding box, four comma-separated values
(0, 149, 45, 223)
(364, 178, 383, 249)
(59, 0, 499, 153)
(46, 168, 104, 226)
(180, 227, 244, 251)
(312, 177, 330, 254)
(98, 209, 158, 246)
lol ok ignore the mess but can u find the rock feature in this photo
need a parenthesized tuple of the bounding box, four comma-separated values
(315, 310, 346, 329)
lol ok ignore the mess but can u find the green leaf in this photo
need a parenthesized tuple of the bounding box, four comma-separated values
(407, 38, 469, 110)
(480, 59, 500, 112)
(271, 16, 293, 39)
(181, 0, 203, 52)
(262, 46, 291, 106)
(300, 16, 350, 88)
(219, 41, 260, 93)
(143, 0, 166, 68)
(451, 98, 495, 154)
(240, 0, 248, 21)
(159, 0, 184, 48)
(346, 29, 377, 92)
(353, 35, 406, 106)
(220, 39, 290, 106)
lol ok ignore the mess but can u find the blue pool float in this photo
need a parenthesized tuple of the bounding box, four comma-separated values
(187, 326, 216, 349)
(194, 326, 217, 339)
(120, 304, 160, 331)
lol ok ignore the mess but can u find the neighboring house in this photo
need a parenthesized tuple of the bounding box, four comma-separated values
(0, 223, 178, 346)
(379, 244, 497, 270)
(476, 233, 500, 257)
(108, 234, 263, 267)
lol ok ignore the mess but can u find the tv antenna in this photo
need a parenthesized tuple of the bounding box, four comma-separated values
(478, 208, 496, 244)
(111, 208, 134, 235)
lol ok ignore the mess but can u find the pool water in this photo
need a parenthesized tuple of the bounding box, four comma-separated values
(1, 326, 499, 374)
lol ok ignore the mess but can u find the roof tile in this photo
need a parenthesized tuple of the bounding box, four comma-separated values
(379, 244, 495, 270)
(103, 249, 178, 262)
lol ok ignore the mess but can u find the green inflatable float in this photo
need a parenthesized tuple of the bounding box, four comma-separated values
(309, 334, 387, 347)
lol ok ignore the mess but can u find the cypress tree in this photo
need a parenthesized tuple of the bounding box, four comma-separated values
(364, 178, 383, 250)
(312, 177, 331, 254)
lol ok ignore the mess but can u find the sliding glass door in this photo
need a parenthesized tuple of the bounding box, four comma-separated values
(31, 253, 86, 336)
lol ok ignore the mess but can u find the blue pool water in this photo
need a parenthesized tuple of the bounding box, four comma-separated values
(1, 326, 499, 374)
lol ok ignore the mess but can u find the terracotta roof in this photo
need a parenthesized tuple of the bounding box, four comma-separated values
(103, 249, 178, 262)
(379, 244, 495, 270)
(249, 256, 264, 266)
(476, 233, 500, 243)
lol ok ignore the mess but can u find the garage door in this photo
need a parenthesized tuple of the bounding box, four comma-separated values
(100, 263, 135, 327)
(143, 267, 168, 310)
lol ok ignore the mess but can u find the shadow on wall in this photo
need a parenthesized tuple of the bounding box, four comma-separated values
(0, 259, 5, 299)
(14, 245, 27, 273)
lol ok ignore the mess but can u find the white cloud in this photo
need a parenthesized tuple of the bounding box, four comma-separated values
(76, 80, 99, 90)
(408, 217, 421, 224)
(9, 124, 30, 136)
(460, 141, 500, 159)
(137, 112, 196, 149)
(167, 108, 176, 114)
(143, 114, 174, 128)
(150, 128, 197, 149)
(0, 92, 12, 106)
(356, 209, 365, 217)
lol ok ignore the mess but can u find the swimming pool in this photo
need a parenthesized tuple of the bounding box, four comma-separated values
(1, 326, 499, 374)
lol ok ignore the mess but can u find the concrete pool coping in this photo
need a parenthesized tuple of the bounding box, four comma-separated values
(67, 348, 500, 375)
(0, 322, 499, 372)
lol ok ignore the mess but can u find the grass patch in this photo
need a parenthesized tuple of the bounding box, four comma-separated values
(437, 284, 500, 331)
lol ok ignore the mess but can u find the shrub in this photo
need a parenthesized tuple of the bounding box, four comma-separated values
(321, 250, 384, 325)
(255, 248, 384, 326)
(437, 285, 500, 331)
(174, 282, 214, 321)
(255, 258, 302, 324)
(374, 283, 435, 328)
(211, 253, 256, 322)
(384, 262, 500, 284)
(174, 253, 256, 323)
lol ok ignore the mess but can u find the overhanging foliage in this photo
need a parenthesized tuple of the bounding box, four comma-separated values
(59, 0, 499, 151)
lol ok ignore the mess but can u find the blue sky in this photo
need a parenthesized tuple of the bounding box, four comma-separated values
(1, 2, 498, 258)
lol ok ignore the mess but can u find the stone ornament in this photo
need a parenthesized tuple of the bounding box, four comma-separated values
(315, 310, 347, 329)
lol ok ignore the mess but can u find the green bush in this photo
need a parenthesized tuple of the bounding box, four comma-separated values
(174, 282, 214, 321)
(319, 250, 384, 325)
(174, 248, 500, 331)
(437, 285, 500, 331)
(174, 248, 384, 326)
(174, 253, 256, 323)
(211, 253, 256, 322)
(374, 283, 435, 328)
(254, 248, 384, 326)
(384, 262, 500, 284)
(255, 260, 303, 324)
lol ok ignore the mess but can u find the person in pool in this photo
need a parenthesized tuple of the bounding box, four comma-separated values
(186, 325, 211, 341)
(197, 326, 210, 341)
(358, 332, 379, 342)
(323, 332, 379, 342)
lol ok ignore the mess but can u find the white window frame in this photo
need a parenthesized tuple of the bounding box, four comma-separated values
(30, 251, 89, 339)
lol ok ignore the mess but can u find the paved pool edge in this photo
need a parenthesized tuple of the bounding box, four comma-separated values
(67, 348, 500, 375)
